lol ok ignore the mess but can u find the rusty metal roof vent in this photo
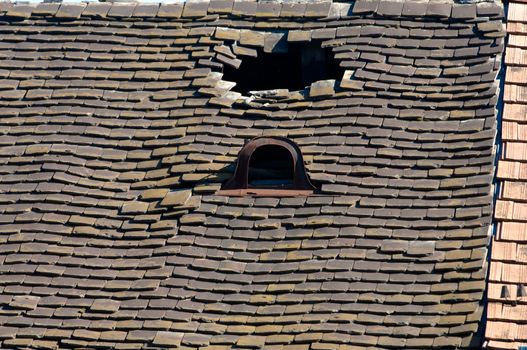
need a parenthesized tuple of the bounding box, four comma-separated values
(219, 137, 316, 197)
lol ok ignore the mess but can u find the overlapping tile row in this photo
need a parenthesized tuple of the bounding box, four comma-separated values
(485, 2, 527, 349)
(0, 1, 503, 349)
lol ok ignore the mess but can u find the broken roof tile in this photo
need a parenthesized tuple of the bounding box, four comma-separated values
(182, 0, 209, 18)
(55, 3, 86, 19)
(157, 3, 183, 18)
(426, 2, 452, 17)
(305, 2, 331, 17)
(107, 4, 135, 18)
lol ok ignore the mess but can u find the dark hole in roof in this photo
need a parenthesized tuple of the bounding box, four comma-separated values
(223, 42, 344, 95)
(248, 144, 294, 188)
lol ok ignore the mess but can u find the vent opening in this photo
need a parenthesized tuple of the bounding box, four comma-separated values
(248, 145, 294, 188)
(223, 42, 344, 95)
(219, 137, 316, 196)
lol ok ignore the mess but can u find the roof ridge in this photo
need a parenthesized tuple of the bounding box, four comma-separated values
(0, 0, 503, 20)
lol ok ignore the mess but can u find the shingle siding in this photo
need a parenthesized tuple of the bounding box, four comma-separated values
(486, 1, 527, 349)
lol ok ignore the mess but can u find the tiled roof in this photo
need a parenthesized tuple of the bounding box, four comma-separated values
(486, 1, 527, 349)
(0, 1, 504, 349)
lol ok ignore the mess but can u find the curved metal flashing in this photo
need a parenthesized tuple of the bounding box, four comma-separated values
(221, 136, 316, 192)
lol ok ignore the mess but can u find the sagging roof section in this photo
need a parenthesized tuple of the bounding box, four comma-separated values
(486, 1, 527, 349)
(0, 1, 504, 349)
